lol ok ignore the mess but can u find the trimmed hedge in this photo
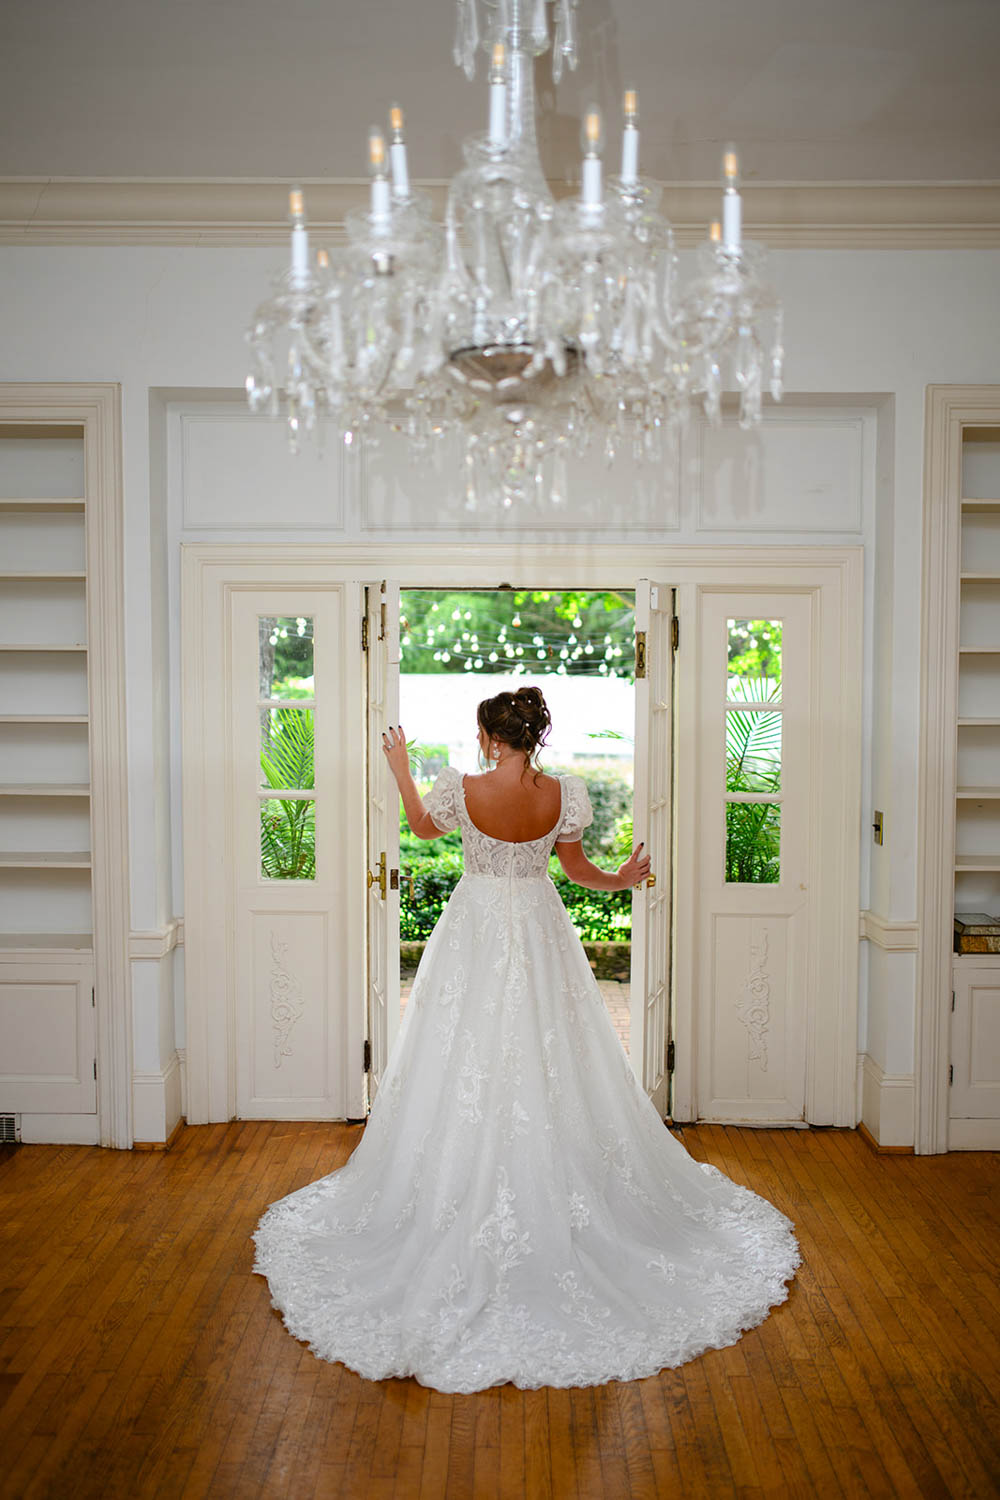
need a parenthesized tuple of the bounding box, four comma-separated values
(398, 850, 631, 943)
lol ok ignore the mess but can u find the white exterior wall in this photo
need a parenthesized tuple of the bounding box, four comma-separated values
(3, 242, 999, 1140)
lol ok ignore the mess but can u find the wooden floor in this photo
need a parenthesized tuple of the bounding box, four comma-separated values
(1, 1123, 998, 1500)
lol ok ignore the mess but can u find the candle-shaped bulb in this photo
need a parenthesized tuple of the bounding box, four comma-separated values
(722, 144, 741, 189)
(488, 42, 507, 146)
(288, 185, 309, 285)
(709, 220, 722, 243)
(581, 105, 604, 157)
(368, 128, 388, 177)
(721, 142, 742, 249)
(316, 248, 329, 269)
(581, 106, 604, 206)
(387, 106, 410, 199)
(620, 89, 639, 183)
(368, 127, 391, 227)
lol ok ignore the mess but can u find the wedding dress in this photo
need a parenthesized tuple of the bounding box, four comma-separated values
(252, 767, 802, 1392)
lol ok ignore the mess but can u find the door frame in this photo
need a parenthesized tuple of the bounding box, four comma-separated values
(181, 542, 862, 1126)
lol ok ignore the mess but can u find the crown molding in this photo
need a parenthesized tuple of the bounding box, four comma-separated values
(2, 178, 999, 249)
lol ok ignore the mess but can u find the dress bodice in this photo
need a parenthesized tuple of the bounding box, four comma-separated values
(422, 765, 594, 880)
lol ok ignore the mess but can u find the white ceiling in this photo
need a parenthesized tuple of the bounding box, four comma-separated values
(2, 0, 998, 184)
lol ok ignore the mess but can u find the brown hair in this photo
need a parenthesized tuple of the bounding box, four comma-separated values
(477, 685, 552, 779)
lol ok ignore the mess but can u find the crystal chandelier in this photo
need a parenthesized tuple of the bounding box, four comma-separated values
(246, 0, 784, 508)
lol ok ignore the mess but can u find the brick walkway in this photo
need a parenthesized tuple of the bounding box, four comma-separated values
(400, 977, 631, 1056)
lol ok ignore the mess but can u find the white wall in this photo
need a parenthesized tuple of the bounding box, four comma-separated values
(3, 242, 1000, 1140)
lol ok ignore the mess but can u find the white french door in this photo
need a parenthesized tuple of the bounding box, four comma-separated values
(630, 580, 676, 1119)
(693, 591, 811, 1124)
(364, 581, 401, 1103)
(231, 589, 347, 1118)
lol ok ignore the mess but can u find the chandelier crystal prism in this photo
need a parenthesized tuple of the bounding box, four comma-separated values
(245, 0, 785, 508)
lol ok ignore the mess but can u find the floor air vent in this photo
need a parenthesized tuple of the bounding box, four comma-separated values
(0, 1115, 20, 1143)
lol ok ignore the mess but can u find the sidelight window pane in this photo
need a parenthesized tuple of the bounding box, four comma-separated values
(725, 802, 780, 884)
(260, 705, 315, 791)
(727, 617, 782, 703)
(726, 708, 782, 794)
(260, 796, 316, 881)
(259, 615, 315, 701)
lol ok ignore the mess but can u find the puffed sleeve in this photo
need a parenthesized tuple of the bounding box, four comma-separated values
(422, 765, 461, 833)
(557, 775, 594, 842)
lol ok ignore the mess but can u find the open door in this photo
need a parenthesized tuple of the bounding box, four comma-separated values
(364, 580, 401, 1107)
(630, 580, 676, 1119)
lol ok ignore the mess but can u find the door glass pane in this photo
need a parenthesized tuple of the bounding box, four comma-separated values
(726, 802, 780, 884)
(259, 615, 315, 700)
(260, 705, 315, 790)
(258, 614, 316, 880)
(727, 618, 782, 702)
(260, 796, 316, 880)
(726, 708, 782, 793)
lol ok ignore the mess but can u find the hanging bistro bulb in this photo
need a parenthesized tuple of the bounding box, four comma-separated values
(246, 1, 785, 506)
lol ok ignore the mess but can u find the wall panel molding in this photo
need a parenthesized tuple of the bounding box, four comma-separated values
(2, 179, 1000, 249)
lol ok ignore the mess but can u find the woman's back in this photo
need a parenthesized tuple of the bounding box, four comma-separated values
(461, 768, 562, 844)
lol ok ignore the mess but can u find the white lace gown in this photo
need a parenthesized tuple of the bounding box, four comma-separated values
(252, 767, 802, 1392)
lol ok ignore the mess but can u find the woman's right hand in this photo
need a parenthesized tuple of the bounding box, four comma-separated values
(616, 842, 652, 890)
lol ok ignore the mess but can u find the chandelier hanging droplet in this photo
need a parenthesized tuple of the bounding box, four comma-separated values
(245, 0, 784, 508)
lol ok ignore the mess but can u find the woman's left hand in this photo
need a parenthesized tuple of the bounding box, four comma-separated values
(616, 842, 652, 890)
(382, 724, 410, 783)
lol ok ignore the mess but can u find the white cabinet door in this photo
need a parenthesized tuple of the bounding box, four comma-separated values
(694, 593, 812, 1125)
(0, 957, 95, 1113)
(364, 581, 401, 1105)
(232, 591, 347, 1119)
(629, 580, 675, 1118)
(951, 963, 1000, 1121)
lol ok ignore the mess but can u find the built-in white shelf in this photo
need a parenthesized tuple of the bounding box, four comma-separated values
(960, 572, 1000, 581)
(956, 787, 1000, 799)
(0, 572, 86, 582)
(961, 498, 1000, 513)
(955, 854, 1000, 871)
(0, 850, 91, 868)
(0, 498, 85, 513)
(0, 784, 90, 797)
(0, 932, 93, 951)
(958, 717, 1000, 727)
(0, 643, 87, 652)
(959, 645, 1000, 653)
(0, 714, 88, 724)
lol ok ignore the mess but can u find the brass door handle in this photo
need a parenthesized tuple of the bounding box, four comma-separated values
(367, 851, 386, 899)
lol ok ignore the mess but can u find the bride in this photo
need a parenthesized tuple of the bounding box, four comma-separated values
(252, 685, 801, 1392)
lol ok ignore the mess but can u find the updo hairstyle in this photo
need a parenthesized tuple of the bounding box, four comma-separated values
(477, 685, 552, 779)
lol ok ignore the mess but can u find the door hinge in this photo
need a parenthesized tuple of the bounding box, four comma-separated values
(671, 615, 679, 650)
(363, 1039, 372, 1073)
(949, 1064, 953, 1085)
(93, 1058, 97, 1080)
(951, 990, 956, 1012)
(666, 1038, 675, 1073)
(361, 612, 369, 652)
(635, 631, 647, 679)
(91, 986, 95, 1007)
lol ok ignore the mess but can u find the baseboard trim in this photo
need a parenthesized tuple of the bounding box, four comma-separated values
(858, 1118, 914, 1154)
(132, 1050, 183, 1144)
(860, 1053, 916, 1148)
(133, 1115, 185, 1151)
